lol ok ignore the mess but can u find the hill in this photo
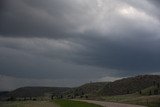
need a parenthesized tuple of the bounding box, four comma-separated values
(1, 75, 160, 100)
(9, 87, 70, 98)
(64, 75, 160, 98)
(64, 82, 108, 98)
(99, 75, 160, 96)
(140, 83, 160, 95)
(75, 82, 108, 94)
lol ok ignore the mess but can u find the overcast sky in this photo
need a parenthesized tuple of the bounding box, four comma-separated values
(0, 0, 160, 91)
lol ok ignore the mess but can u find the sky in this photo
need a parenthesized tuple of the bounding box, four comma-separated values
(0, 0, 160, 91)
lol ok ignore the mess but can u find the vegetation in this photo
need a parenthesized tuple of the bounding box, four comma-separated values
(64, 75, 160, 98)
(102, 80, 160, 107)
(64, 82, 107, 99)
(54, 99, 102, 107)
(0, 100, 102, 107)
(103, 94, 160, 107)
(99, 75, 160, 96)
(0, 87, 70, 101)
(140, 86, 160, 95)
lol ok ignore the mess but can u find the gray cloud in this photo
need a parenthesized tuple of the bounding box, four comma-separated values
(0, 37, 109, 79)
(148, 0, 160, 7)
(0, 0, 98, 38)
(0, 0, 160, 90)
(75, 35, 160, 76)
(0, 75, 96, 91)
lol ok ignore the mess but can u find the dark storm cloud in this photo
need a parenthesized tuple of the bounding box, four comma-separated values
(0, 0, 72, 38)
(0, 0, 5, 10)
(0, 37, 108, 79)
(148, 0, 160, 7)
(0, 0, 97, 38)
(1, 0, 159, 38)
(72, 33, 160, 76)
(0, 0, 160, 90)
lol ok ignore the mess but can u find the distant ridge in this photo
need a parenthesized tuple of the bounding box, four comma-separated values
(1, 75, 160, 100)
(9, 86, 70, 98)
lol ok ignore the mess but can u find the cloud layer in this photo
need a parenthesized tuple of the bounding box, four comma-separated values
(0, 0, 160, 90)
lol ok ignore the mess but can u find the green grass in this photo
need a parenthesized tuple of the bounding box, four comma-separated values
(141, 86, 160, 96)
(54, 99, 102, 107)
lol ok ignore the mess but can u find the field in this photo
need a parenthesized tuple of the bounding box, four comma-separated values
(0, 100, 102, 107)
(0, 101, 58, 107)
(54, 99, 102, 107)
(103, 94, 160, 107)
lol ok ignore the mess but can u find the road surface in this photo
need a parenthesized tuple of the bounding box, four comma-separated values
(75, 100, 146, 107)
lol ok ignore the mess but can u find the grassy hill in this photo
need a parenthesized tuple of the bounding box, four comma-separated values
(9, 87, 70, 98)
(140, 84, 160, 95)
(64, 75, 160, 98)
(64, 82, 108, 98)
(101, 84, 160, 107)
(99, 75, 160, 96)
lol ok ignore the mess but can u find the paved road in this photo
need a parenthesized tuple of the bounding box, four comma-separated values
(76, 100, 147, 107)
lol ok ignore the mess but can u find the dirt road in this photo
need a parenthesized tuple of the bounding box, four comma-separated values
(76, 100, 147, 107)
(0, 101, 59, 107)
